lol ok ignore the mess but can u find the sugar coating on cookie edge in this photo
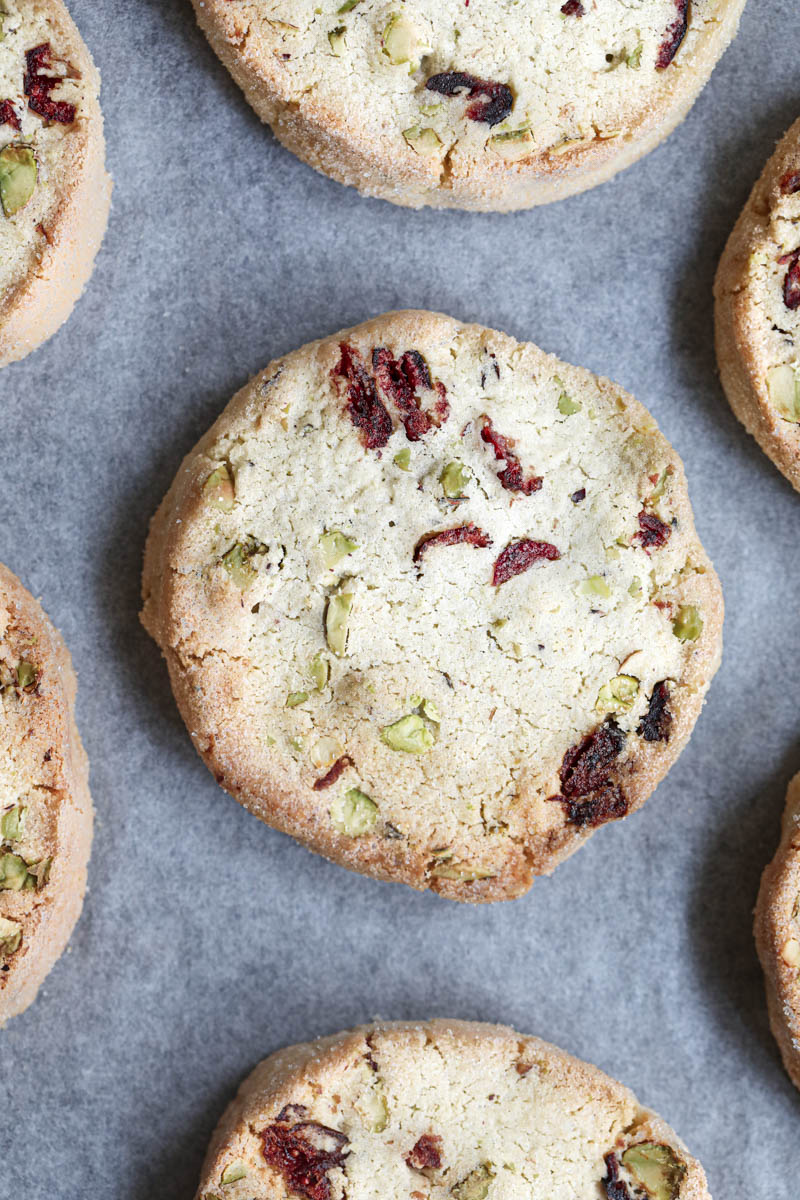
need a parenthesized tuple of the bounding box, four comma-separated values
(194, 1020, 710, 1200)
(142, 313, 722, 900)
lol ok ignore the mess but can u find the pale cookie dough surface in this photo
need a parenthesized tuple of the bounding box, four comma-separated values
(0, 562, 92, 1025)
(714, 117, 800, 491)
(142, 310, 722, 902)
(0, 0, 111, 367)
(190, 0, 745, 211)
(195, 1019, 711, 1200)
(755, 772, 800, 1091)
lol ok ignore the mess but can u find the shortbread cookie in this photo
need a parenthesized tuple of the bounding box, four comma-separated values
(0, 0, 111, 368)
(755, 773, 800, 1090)
(190, 0, 745, 212)
(715, 119, 800, 491)
(142, 311, 722, 901)
(0, 563, 92, 1024)
(195, 1019, 711, 1200)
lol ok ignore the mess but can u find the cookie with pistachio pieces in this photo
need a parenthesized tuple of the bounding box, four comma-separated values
(189, 0, 745, 211)
(194, 1019, 711, 1200)
(755, 772, 800, 1091)
(141, 310, 722, 902)
(0, 0, 111, 367)
(715, 118, 800, 491)
(0, 563, 93, 1025)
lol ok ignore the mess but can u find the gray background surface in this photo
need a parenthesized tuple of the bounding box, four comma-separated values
(1, 1, 798, 1195)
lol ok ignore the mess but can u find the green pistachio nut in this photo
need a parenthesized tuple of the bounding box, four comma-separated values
(440, 460, 471, 498)
(0, 916, 22, 956)
(337, 0, 360, 11)
(489, 129, 534, 162)
(381, 713, 435, 754)
(382, 13, 419, 65)
(359, 1088, 389, 1133)
(402, 125, 442, 156)
(325, 591, 353, 657)
(0, 852, 30, 891)
(451, 1163, 495, 1200)
(221, 538, 262, 589)
(672, 605, 703, 642)
(328, 25, 346, 54)
(558, 390, 582, 416)
(621, 1144, 686, 1200)
(27, 857, 50, 889)
(596, 674, 639, 714)
(319, 530, 358, 569)
(1, 805, 26, 842)
(580, 575, 612, 599)
(220, 1162, 248, 1186)
(393, 447, 411, 470)
(767, 363, 800, 421)
(331, 788, 378, 836)
(309, 652, 329, 691)
(16, 660, 37, 690)
(431, 864, 494, 882)
(420, 698, 441, 722)
(0, 145, 37, 217)
(203, 464, 235, 511)
(626, 42, 643, 68)
(286, 691, 309, 708)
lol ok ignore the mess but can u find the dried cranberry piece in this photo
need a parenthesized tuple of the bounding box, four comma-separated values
(780, 169, 800, 195)
(24, 44, 76, 125)
(633, 510, 672, 550)
(0, 100, 20, 131)
(414, 523, 492, 563)
(491, 539, 560, 586)
(570, 488, 586, 504)
(550, 718, 628, 827)
(332, 343, 393, 450)
(638, 681, 672, 743)
(313, 755, 354, 791)
(480, 416, 542, 495)
(261, 1117, 349, 1200)
(561, 0, 585, 14)
(372, 347, 449, 441)
(656, 0, 689, 68)
(425, 72, 513, 127)
(783, 248, 800, 310)
(405, 1134, 443, 1171)
(602, 1153, 633, 1200)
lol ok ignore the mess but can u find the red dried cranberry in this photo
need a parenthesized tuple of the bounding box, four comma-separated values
(783, 248, 800, 310)
(261, 1117, 349, 1200)
(656, 0, 689, 68)
(780, 169, 800, 195)
(633, 510, 672, 550)
(24, 44, 77, 125)
(425, 72, 513, 127)
(570, 488, 586, 503)
(313, 755, 354, 791)
(561, 0, 585, 14)
(332, 344, 393, 450)
(372, 347, 449, 441)
(0, 100, 20, 131)
(414, 523, 492, 563)
(603, 1153, 633, 1200)
(550, 719, 628, 827)
(638, 681, 672, 743)
(405, 1134, 443, 1171)
(491, 539, 560, 586)
(480, 416, 542, 495)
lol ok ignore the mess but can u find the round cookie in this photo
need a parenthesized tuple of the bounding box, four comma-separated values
(0, 563, 93, 1024)
(195, 1019, 711, 1200)
(190, 0, 745, 212)
(755, 772, 800, 1091)
(714, 118, 800, 491)
(0, 0, 111, 368)
(142, 311, 722, 902)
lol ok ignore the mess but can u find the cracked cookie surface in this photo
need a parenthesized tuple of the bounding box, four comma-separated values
(715, 117, 800, 491)
(142, 311, 722, 902)
(190, 0, 745, 210)
(0, 563, 93, 1025)
(0, 0, 111, 367)
(194, 1019, 712, 1200)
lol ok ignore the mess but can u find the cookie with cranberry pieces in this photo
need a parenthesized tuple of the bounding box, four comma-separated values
(141, 310, 722, 901)
(190, 0, 745, 211)
(755, 772, 800, 1091)
(0, 0, 111, 367)
(714, 118, 800, 491)
(0, 563, 93, 1025)
(194, 1019, 710, 1200)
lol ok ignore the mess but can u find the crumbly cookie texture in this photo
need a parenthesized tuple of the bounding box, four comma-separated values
(714, 118, 800, 491)
(0, 563, 92, 1025)
(755, 773, 800, 1091)
(195, 1019, 711, 1200)
(0, 0, 111, 367)
(190, 0, 745, 211)
(142, 311, 722, 902)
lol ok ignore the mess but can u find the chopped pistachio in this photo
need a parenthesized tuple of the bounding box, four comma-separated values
(222, 538, 263, 588)
(289, 736, 305, 753)
(221, 1162, 248, 1186)
(440, 460, 471, 498)
(309, 652, 329, 691)
(596, 674, 639, 714)
(328, 25, 346, 54)
(286, 691, 309, 708)
(489, 128, 535, 161)
(626, 42, 643, 68)
(0, 852, 30, 891)
(451, 1163, 495, 1200)
(393, 447, 411, 470)
(337, 0, 360, 11)
(319, 529, 358, 569)
(402, 125, 443, 156)
(16, 660, 37, 690)
(621, 1143, 686, 1200)
(628, 576, 642, 598)
(331, 788, 378, 836)
(431, 863, 494, 882)
(1, 805, 26, 842)
(357, 1086, 389, 1132)
(325, 591, 353, 657)
(767, 363, 800, 421)
(203, 464, 235, 511)
(672, 605, 703, 642)
(27, 858, 50, 889)
(0, 145, 37, 217)
(381, 713, 435, 754)
(650, 466, 672, 501)
(580, 575, 612, 599)
(382, 13, 419, 66)
(0, 915, 22, 956)
(420, 698, 441, 722)
(557, 390, 582, 416)
(310, 737, 343, 768)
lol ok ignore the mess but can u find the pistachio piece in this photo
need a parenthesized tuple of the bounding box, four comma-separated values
(431, 863, 494, 882)
(310, 736, 343, 768)
(221, 1162, 248, 1186)
(203, 464, 235, 511)
(420, 697, 440, 722)
(325, 591, 353, 657)
(767, 363, 800, 421)
(27, 857, 50, 889)
(286, 691, 309, 708)
(319, 530, 358, 569)
(621, 1143, 686, 1200)
(221, 538, 264, 589)
(382, 13, 419, 66)
(580, 575, 612, 599)
(0, 852, 30, 890)
(0, 145, 37, 217)
(357, 1087, 389, 1133)
(596, 674, 639, 714)
(309, 652, 330, 691)
(331, 787, 378, 836)
(16, 660, 37, 690)
(337, 0, 360, 11)
(381, 713, 435, 754)
(489, 128, 534, 161)
(440, 460, 471, 499)
(626, 42, 643, 68)
(451, 1163, 495, 1200)
(402, 125, 443, 156)
(328, 25, 346, 54)
(628, 576, 642, 598)
(782, 938, 800, 968)
(557, 389, 582, 416)
(1, 804, 26, 842)
(0, 916, 22, 956)
(394, 447, 411, 470)
(672, 605, 703, 642)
